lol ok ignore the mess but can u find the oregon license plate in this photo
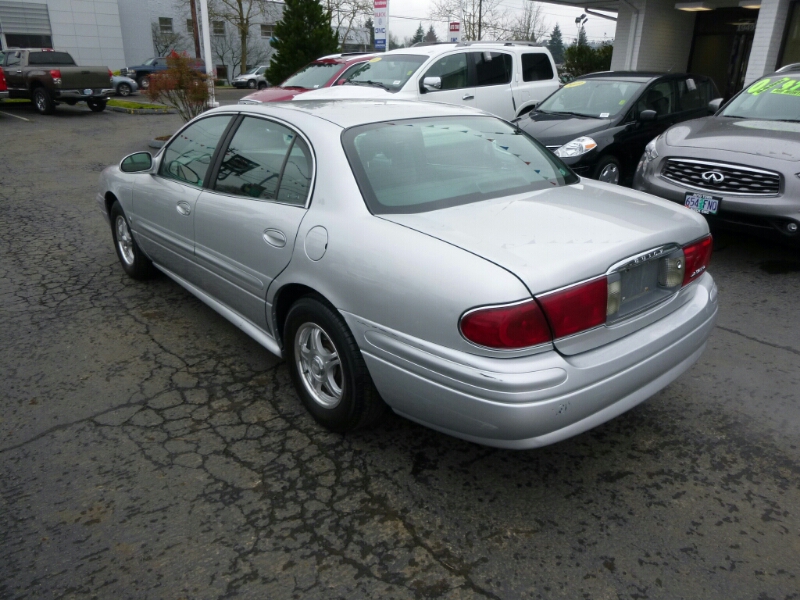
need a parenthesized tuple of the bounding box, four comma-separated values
(684, 192, 720, 215)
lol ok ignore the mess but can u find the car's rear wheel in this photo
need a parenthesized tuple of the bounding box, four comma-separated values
(258, 81, 267, 90)
(285, 297, 387, 433)
(247, 79, 256, 88)
(110, 201, 154, 280)
(87, 99, 106, 112)
(32, 87, 55, 115)
(117, 82, 132, 96)
(594, 156, 621, 185)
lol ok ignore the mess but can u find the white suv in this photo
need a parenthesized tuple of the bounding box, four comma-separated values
(295, 42, 559, 121)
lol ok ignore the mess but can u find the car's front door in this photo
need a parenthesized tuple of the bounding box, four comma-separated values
(618, 79, 677, 168)
(470, 51, 515, 120)
(193, 116, 312, 330)
(130, 114, 233, 276)
(3, 51, 24, 90)
(416, 52, 474, 109)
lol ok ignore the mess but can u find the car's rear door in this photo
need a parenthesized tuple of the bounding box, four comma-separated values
(193, 116, 312, 330)
(131, 114, 234, 276)
(469, 50, 515, 120)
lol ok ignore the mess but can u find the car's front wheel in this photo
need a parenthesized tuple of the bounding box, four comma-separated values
(247, 79, 256, 89)
(285, 297, 387, 433)
(594, 155, 621, 185)
(110, 201, 154, 279)
(138, 76, 150, 90)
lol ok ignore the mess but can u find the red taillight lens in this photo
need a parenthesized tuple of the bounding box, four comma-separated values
(537, 277, 608, 339)
(682, 235, 713, 286)
(49, 69, 61, 79)
(460, 300, 552, 349)
(0, 68, 6, 89)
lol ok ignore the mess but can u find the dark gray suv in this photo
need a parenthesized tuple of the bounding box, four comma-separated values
(633, 68, 800, 243)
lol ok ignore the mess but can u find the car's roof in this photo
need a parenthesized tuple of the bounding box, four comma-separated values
(578, 71, 699, 82)
(228, 99, 488, 128)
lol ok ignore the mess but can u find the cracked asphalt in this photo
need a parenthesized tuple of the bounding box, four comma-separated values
(1, 101, 799, 600)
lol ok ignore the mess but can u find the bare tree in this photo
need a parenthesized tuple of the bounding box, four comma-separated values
(205, 0, 265, 74)
(151, 22, 187, 56)
(502, 2, 547, 43)
(430, 0, 507, 41)
(326, 0, 373, 50)
(212, 26, 272, 80)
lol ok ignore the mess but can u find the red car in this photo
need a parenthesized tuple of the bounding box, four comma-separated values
(238, 53, 374, 105)
(0, 66, 8, 99)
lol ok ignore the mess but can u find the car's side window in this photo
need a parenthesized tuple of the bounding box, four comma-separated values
(676, 77, 713, 111)
(6, 52, 20, 68)
(521, 53, 554, 81)
(214, 116, 310, 206)
(159, 115, 232, 187)
(472, 52, 513, 87)
(421, 53, 468, 91)
(635, 81, 675, 117)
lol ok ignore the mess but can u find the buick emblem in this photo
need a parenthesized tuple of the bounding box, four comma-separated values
(701, 170, 725, 184)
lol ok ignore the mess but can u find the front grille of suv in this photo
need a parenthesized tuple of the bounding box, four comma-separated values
(661, 158, 781, 196)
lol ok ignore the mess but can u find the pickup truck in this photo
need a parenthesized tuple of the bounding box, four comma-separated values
(120, 56, 205, 90)
(1, 49, 113, 114)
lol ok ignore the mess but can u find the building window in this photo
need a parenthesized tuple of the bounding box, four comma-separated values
(780, 1, 800, 68)
(159, 17, 173, 34)
(187, 19, 194, 33)
(216, 65, 228, 80)
(261, 24, 274, 39)
(213, 21, 225, 36)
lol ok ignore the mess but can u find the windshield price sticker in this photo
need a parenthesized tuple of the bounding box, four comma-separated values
(684, 192, 720, 215)
(747, 77, 800, 96)
(564, 80, 586, 88)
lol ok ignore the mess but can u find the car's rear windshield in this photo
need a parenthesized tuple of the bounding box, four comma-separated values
(281, 62, 341, 89)
(28, 52, 75, 65)
(343, 116, 578, 215)
(341, 54, 427, 92)
(721, 76, 800, 122)
(537, 79, 645, 118)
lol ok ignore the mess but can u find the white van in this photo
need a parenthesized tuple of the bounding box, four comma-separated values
(295, 42, 560, 121)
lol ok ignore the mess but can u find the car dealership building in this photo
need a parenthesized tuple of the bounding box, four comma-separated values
(545, 0, 800, 98)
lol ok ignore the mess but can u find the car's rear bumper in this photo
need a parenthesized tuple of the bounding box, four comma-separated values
(56, 89, 113, 101)
(344, 274, 717, 449)
(0, 91, 8, 99)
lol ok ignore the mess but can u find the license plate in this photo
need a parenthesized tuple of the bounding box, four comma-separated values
(684, 192, 720, 215)
(83, 88, 93, 95)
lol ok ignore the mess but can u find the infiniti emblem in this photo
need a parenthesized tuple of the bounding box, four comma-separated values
(701, 170, 725, 184)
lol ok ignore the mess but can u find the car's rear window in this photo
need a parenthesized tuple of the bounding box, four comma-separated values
(28, 52, 75, 65)
(343, 116, 578, 215)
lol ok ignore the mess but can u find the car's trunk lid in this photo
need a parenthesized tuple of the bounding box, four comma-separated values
(381, 180, 709, 352)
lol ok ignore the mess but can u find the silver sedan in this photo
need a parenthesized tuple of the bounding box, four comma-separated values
(97, 100, 718, 449)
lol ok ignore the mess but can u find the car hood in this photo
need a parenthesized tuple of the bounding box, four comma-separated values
(296, 85, 401, 100)
(665, 117, 800, 161)
(380, 180, 708, 294)
(520, 113, 612, 145)
(240, 87, 306, 103)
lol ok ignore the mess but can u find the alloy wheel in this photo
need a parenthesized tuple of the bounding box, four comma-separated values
(115, 215, 135, 266)
(599, 163, 620, 184)
(294, 323, 343, 408)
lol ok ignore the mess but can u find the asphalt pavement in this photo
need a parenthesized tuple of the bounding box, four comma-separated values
(1, 101, 799, 600)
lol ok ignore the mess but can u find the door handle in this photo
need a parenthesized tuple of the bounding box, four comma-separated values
(263, 228, 286, 248)
(462, 93, 474, 100)
(176, 201, 191, 216)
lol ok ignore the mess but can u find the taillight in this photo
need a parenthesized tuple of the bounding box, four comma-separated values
(0, 67, 6, 89)
(460, 300, 552, 349)
(50, 69, 62, 86)
(682, 235, 713, 286)
(109, 68, 113, 84)
(537, 277, 608, 339)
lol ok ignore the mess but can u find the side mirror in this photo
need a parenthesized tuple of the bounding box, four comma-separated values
(708, 98, 723, 113)
(639, 109, 657, 122)
(421, 76, 442, 93)
(120, 152, 153, 173)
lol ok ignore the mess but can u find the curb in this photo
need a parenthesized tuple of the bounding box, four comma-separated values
(108, 106, 175, 115)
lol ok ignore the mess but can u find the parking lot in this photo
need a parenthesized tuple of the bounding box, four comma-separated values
(1, 103, 799, 599)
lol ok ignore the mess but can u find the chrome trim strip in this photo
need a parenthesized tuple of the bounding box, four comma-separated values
(660, 158, 781, 197)
(663, 157, 780, 176)
(606, 243, 681, 274)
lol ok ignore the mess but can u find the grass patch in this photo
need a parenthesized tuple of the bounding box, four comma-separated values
(0, 98, 31, 104)
(108, 99, 169, 110)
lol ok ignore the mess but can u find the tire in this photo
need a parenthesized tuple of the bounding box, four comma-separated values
(285, 297, 387, 433)
(32, 87, 55, 115)
(110, 201, 154, 280)
(87, 99, 107, 112)
(593, 155, 621, 185)
(138, 76, 150, 90)
(258, 81, 267, 90)
(117, 82, 132, 97)
(247, 79, 256, 88)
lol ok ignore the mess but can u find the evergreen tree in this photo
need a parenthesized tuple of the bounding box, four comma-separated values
(364, 17, 375, 50)
(577, 25, 589, 47)
(424, 24, 439, 43)
(266, 0, 339, 85)
(547, 23, 565, 64)
(412, 23, 425, 45)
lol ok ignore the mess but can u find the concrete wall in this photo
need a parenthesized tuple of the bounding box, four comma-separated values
(745, 0, 792, 83)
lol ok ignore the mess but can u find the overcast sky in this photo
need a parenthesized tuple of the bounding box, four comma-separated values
(388, 0, 616, 46)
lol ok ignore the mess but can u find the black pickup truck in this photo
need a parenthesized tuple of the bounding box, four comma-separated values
(1, 49, 113, 114)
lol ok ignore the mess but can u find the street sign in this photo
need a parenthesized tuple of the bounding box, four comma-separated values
(374, 0, 389, 51)
(449, 22, 461, 43)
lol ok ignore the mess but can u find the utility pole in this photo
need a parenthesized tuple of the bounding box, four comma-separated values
(478, 0, 483, 41)
(198, 0, 218, 108)
(189, 0, 202, 59)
